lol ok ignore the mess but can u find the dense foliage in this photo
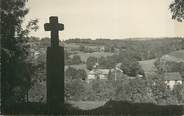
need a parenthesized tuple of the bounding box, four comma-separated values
(65, 76, 184, 105)
(1, 0, 38, 105)
(66, 38, 184, 60)
(65, 67, 87, 80)
(70, 55, 82, 65)
(155, 60, 184, 73)
(170, 0, 184, 22)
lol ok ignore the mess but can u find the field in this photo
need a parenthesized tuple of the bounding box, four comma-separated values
(71, 52, 114, 62)
(139, 59, 157, 73)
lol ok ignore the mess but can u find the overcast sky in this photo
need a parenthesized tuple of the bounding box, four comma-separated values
(24, 0, 184, 40)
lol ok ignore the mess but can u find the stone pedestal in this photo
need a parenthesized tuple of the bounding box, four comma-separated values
(47, 46, 64, 114)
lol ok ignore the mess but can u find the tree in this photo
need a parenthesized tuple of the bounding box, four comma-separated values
(120, 58, 144, 77)
(98, 56, 106, 67)
(114, 78, 154, 103)
(76, 69, 87, 80)
(71, 55, 82, 65)
(64, 50, 72, 65)
(170, 0, 184, 22)
(65, 67, 77, 80)
(106, 56, 117, 68)
(173, 84, 184, 103)
(27, 44, 47, 102)
(1, 0, 38, 107)
(99, 56, 117, 69)
(146, 74, 179, 105)
(65, 79, 86, 101)
(79, 45, 85, 52)
(65, 67, 87, 80)
(86, 57, 97, 70)
(91, 80, 114, 101)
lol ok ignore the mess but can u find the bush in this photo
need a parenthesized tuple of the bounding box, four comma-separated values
(65, 79, 86, 101)
(91, 80, 114, 101)
(65, 67, 87, 80)
(120, 59, 144, 76)
(114, 78, 154, 103)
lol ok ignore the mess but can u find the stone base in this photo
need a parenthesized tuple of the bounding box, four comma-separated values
(47, 47, 64, 114)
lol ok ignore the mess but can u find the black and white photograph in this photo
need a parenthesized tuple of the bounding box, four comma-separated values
(1, 0, 184, 115)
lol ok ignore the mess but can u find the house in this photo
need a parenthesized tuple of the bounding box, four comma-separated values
(87, 69, 110, 83)
(110, 67, 124, 80)
(87, 70, 96, 80)
(97, 46, 105, 52)
(164, 72, 183, 90)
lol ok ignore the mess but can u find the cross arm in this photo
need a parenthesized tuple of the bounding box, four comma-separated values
(44, 23, 51, 31)
(44, 23, 64, 31)
(58, 23, 64, 31)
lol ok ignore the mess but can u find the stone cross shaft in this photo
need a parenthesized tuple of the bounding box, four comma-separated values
(44, 16, 64, 47)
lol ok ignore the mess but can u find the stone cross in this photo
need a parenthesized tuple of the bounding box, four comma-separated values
(44, 16, 65, 114)
(44, 16, 64, 47)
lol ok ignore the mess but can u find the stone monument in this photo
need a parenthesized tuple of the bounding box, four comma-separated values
(44, 16, 64, 114)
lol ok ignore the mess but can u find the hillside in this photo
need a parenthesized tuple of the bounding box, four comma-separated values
(159, 50, 184, 63)
(138, 59, 157, 77)
(139, 59, 157, 73)
(168, 50, 184, 61)
(138, 50, 184, 76)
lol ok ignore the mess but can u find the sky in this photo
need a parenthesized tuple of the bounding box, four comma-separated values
(24, 0, 184, 40)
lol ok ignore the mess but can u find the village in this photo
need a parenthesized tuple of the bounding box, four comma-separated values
(27, 37, 184, 107)
(65, 39, 184, 90)
(2, 0, 184, 115)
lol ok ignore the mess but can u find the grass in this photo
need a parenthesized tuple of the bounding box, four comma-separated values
(65, 100, 184, 115)
(139, 59, 157, 73)
(2, 100, 183, 115)
(68, 101, 106, 110)
(139, 50, 184, 76)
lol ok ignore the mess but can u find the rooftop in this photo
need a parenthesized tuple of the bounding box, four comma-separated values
(164, 72, 183, 81)
(89, 69, 110, 75)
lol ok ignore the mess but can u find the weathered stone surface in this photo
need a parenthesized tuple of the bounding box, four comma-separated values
(47, 47, 64, 114)
(45, 16, 64, 114)
(44, 16, 64, 47)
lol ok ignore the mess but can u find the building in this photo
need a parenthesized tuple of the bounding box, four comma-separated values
(164, 72, 183, 90)
(110, 67, 124, 80)
(87, 69, 110, 83)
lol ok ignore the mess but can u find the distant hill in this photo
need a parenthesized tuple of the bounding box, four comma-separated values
(70, 52, 114, 62)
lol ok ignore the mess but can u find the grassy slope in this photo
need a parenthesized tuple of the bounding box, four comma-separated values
(139, 50, 184, 74)
(68, 101, 106, 110)
(139, 59, 157, 73)
(168, 50, 184, 61)
(65, 100, 184, 115)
